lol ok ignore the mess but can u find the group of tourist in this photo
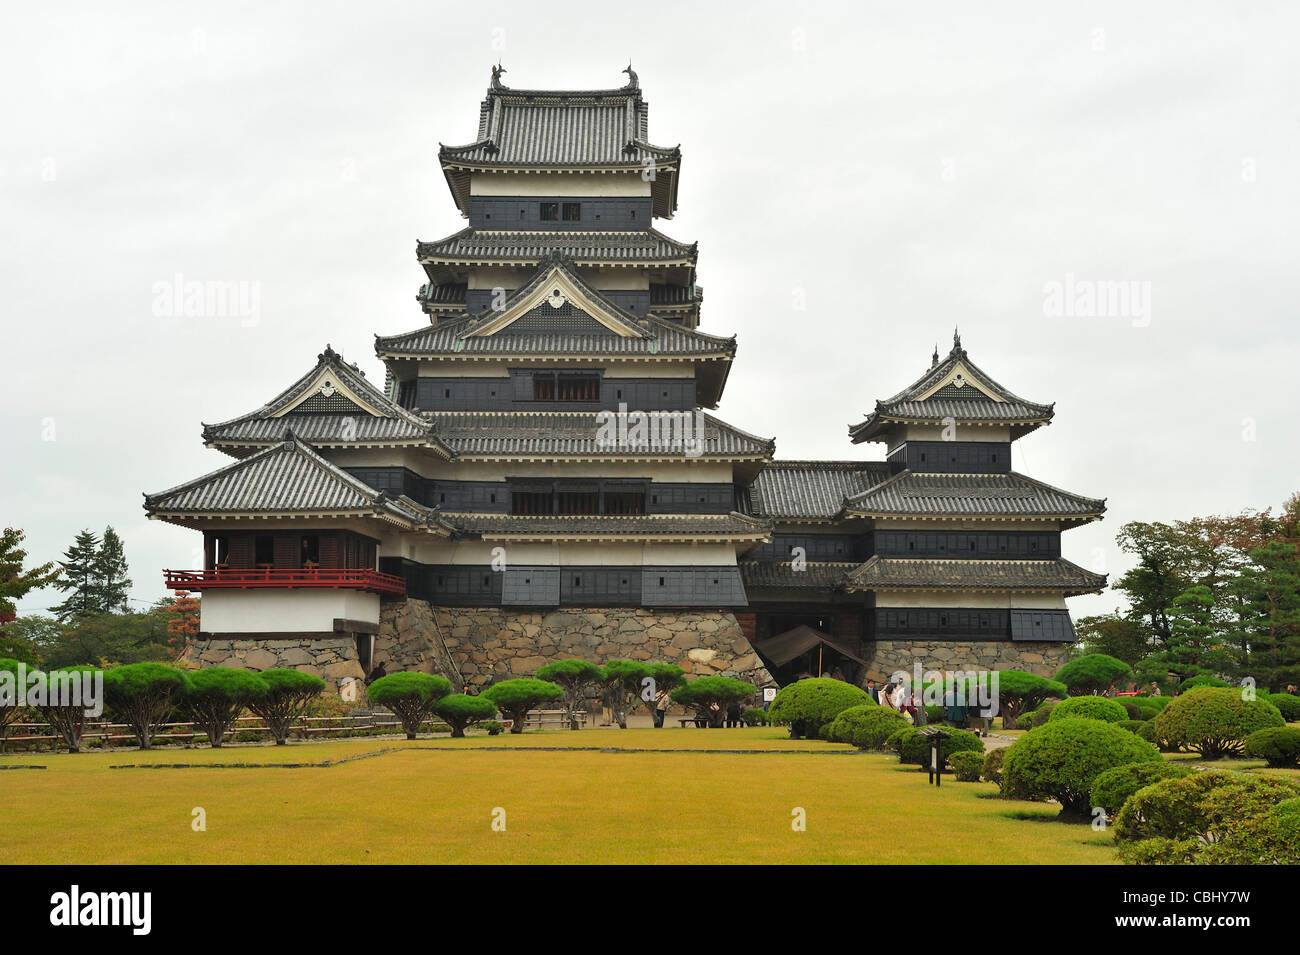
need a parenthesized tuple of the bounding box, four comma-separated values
(866, 678, 918, 723)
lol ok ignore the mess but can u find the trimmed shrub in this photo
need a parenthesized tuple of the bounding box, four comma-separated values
(1001, 718, 1161, 818)
(481, 720, 504, 736)
(768, 678, 871, 739)
(535, 659, 604, 727)
(1153, 687, 1285, 759)
(825, 703, 909, 750)
(671, 676, 754, 728)
(982, 747, 1005, 785)
(481, 679, 564, 734)
(1266, 693, 1300, 722)
(434, 693, 498, 738)
(368, 673, 453, 739)
(1048, 696, 1129, 724)
(924, 704, 944, 724)
(248, 669, 327, 745)
(1118, 719, 1150, 736)
(601, 660, 650, 729)
(984, 670, 1067, 729)
(28, 666, 100, 753)
(887, 725, 983, 768)
(1114, 771, 1300, 863)
(1054, 654, 1132, 696)
(1018, 700, 1058, 730)
(103, 663, 188, 749)
(1089, 761, 1193, 818)
(1119, 700, 1142, 720)
(742, 707, 769, 727)
(184, 668, 268, 748)
(1134, 720, 1157, 744)
(948, 750, 985, 782)
(1242, 726, 1300, 768)
(1178, 674, 1229, 692)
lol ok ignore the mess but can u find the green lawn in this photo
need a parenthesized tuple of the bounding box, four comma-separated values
(0, 728, 1118, 864)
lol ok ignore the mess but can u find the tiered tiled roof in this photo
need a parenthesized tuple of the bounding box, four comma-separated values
(203, 346, 454, 459)
(144, 435, 453, 533)
(844, 556, 1107, 595)
(843, 471, 1106, 526)
(438, 68, 680, 218)
(739, 561, 857, 591)
(417, 228, 696, 268)
(741, 461, 892, 521)
(849, 332, 1055, 443)
(446, 511, 772, 543)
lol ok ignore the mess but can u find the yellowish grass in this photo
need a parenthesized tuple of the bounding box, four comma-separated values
(0, 728, 1118, 864)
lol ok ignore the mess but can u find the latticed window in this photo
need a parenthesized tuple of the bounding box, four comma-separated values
(604, 489, 645, 515)
(512, 490, 554, 515)
(562, 202, 581, 221)
(533, 373, 599, 401)
(557, 490, 600, 515)
(540, 202, 559, 221)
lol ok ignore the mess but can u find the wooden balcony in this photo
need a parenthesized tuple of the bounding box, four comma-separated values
(163, 567, 406, 596)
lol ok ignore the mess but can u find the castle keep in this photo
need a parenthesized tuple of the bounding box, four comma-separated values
(145, 67, 1106, 691)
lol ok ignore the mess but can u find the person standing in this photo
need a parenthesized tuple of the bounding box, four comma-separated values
(653, 687, 671, 728)
(866, 679, 880, 704)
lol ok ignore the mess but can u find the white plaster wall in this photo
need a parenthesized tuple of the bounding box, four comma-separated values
(872, 591, 1069, 610)
(201, 589, 380, 634)
(470, 171, 651, 197)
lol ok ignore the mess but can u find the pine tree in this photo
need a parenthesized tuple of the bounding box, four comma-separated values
(1231, 541, 1300, 688)
(92, 526, 132, 613)
(1143, 585, 1235, 686)
(1, 527, 59, 619)
(52, 529, 101, 620)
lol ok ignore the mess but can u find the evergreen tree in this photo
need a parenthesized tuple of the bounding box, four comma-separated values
(0, 526, 59, 619)
(92, 525, 132, 613)
(1142, 585, 1234, 686)
(52, 529, 100, 620)
(1231, 541, 1300, 688)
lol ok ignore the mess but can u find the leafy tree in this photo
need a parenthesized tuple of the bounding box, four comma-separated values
(1053, 653, 1133, 696)
(0, 527, 59, 620)
(52, 530, 101, 621)
(1143, 585, 1235, 686)
(1114, 522, 1198, 649)
(535, 659, 603, 729)
(480, 678, 564, 734)
(0, 614, 54, 667)
(184, 668, 268, 747)
(434, 693, 498, 737)
(1075, 612, 1151, 666)
(92, 526, 132, 614)
(601, 659, 650, 729)
(0, 657, 28, 751)
(163, 591, 200, 654)
(42, 608, 175, 668)
(367, 672, 453, 739)
(671, 675, 755, 728)
(103, 662, 188, 749)
(248, 669, 326, 744)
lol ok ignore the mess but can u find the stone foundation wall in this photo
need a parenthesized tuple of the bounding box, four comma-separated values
(376, 599, 773, 689)
(177, 635, 367, 687)
(860, 639, 1072, 684)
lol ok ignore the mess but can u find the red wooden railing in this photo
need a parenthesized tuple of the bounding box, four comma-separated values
(163, 567, 406, 596)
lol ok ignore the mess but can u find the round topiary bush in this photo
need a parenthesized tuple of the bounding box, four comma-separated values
(1089, 760, 1193, 818)
(982, 748, 1005, 785)
(1017, 700, 1058, 730)
(1001, 718, 1162, 819)
(434, 693, 499, 738)
(1178, 674, 1229, 692)
(1113, 770, 1300, 863)
(887, 725, 983, 769)
(981, 670, 1067, 729)
(1054, 653, 1133, 696)
(367, 672, 454, 739)
(768, 678, 871, 739)
(1242, 726, 1300, 768)
(825, 703, 910, 750)
(948, 750, 985, 782)
(742, 707, 769, 726)
(1153, 687, 1285, 759)
(1119, 699, 1142, 720)
(1267, 693, 1300, 722)
(1118, 719, 1150, 735)
(1048, 696, 1129, 724)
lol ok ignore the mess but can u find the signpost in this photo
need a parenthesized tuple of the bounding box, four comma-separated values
(918, 727, 951, 786)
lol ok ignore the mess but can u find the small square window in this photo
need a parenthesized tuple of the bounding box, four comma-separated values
(540, 203, 559, 221)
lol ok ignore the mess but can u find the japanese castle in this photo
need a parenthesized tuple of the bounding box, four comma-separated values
(145, 66, 1107, 690)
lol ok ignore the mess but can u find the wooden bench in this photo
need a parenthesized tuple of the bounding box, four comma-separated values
(522, 709, 588, 730)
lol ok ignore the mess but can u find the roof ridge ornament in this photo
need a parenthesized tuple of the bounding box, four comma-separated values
(490, 62, 507, 90)
(953, 327, 963, 353)
(623, 62, 639, 90)
(931, 343, 939, 367)
(319, 344, 337, 363)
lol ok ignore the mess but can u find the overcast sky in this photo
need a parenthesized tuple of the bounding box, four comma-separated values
(3, 1, 1297, 619)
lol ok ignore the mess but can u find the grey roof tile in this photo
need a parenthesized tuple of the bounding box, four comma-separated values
(743, 461, 893, 520)
(416, 228, 696, 266)
(739, 561, 856, 590)
(844, 556, 1107, 595)
(446, 511, 771, 540)
(844, 471, 1106, 523)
